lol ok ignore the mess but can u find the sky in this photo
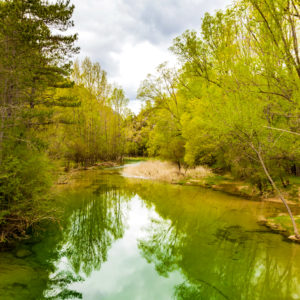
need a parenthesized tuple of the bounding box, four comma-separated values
(70, 0, 232, 114)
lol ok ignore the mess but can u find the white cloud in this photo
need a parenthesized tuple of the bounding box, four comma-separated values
(70, 0, 233, 113)
(111, 41, 177, 97)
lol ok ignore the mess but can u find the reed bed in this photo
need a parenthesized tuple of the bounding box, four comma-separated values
(123, 160, 211, 183)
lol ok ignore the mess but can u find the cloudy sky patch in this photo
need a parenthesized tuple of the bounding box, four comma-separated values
(70, 0, 232, 113)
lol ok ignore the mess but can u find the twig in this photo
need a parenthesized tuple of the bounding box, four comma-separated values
(263, 126, 300, 136)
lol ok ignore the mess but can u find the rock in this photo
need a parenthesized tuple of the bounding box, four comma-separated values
(288, 235, 300, 243)
(57, 176, 68, 184)
(15, 249, 32, 258)
(257, 217, 267, 225)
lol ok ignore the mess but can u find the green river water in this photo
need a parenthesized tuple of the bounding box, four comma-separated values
(1, 167, 300, 300)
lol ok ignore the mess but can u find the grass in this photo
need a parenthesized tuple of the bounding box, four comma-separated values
(122, 160, 212, 183)
(289, 176, 300, 185)
(265, 214, 300, 239)
(123, 160, 299, 201)
(203, 174, 228, 186)
(123, 156, 149, 162)
(122, 160, 257, 197)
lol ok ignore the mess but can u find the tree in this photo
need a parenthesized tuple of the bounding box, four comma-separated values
(137, 63, 186, 169)
(50, 58, 128, 167)
(134, 0, 300, 237)
(169, 3, 300, 237)
(0, 0, 78, 243)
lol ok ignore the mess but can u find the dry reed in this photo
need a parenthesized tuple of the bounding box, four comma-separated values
(122, 160, 212, 183)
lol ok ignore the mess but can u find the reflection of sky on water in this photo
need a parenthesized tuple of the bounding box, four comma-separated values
(54, 195, 183, 300)
(3, 170, 300, 300)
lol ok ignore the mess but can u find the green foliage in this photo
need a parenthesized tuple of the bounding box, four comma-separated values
(124, 103, 152, 157)
(0, 148, 52, 210)
(137, 64, 187, 168)
(134, 0, 300, 190)
(0, 0, 78, 243)
(47, 58, 128, 166)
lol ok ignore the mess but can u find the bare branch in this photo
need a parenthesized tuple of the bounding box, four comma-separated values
(263, 126, 300, 136)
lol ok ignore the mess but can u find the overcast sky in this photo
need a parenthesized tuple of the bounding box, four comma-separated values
(70, 0, 232, 113)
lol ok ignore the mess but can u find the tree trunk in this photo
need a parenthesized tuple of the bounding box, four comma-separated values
(253, 145, 300, 239)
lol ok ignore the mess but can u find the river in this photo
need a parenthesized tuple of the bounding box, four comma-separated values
(0, 167, 300, 299)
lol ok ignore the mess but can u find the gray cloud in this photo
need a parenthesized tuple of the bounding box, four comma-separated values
(71, 0, 231, 67)
(123, 0, 232, 43)
(70, 0, 232, 106)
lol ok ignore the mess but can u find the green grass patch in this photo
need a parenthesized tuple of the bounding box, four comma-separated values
(204, 175, 228, 186)
(123, 157, 149, 163)
(289, 176, 300, 185)
(267, 215, 300, 235)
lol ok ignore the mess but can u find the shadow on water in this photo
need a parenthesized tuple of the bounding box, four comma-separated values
(0, 169, 300, 299)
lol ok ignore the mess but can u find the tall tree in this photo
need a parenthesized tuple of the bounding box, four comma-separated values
(135, 0, 300, 237)
(0, 0, 78, 243)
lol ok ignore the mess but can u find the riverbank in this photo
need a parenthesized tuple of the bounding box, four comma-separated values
(123, 160, 300, 242)
(258, 215, 300, 243)
(123, 160, 299, 201)
(56, 161, 121, 185)
(0, 160, 122, 249)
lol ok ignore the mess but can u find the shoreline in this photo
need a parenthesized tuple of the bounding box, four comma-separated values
(55, 161, 121, 185)
(122, 160, 299, 204)
(122, 160, 300, 242)
(55, 159, 300, 243)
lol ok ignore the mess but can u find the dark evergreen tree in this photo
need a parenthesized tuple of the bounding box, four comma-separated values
(0, 0, 78, 243)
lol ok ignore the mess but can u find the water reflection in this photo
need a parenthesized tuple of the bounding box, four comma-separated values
(45, 271, 83, 299)
(1, 170, 300, 300)
(134, 181, 300, 300)
(45, 174, 135, 297)
(63, 184, 130, 276)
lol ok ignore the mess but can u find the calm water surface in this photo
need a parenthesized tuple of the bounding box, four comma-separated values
(1, 168, 300, 299)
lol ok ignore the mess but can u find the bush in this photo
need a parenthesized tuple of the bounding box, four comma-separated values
(0, 147, 52, 211)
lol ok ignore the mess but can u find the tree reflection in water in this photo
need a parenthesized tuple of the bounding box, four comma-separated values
(45, 271, 84, 299)
(44, 174, 134, 298)
(38, 175, 300, 299)
(61, 177, 134, 276)
(135, 181, 300, 300)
